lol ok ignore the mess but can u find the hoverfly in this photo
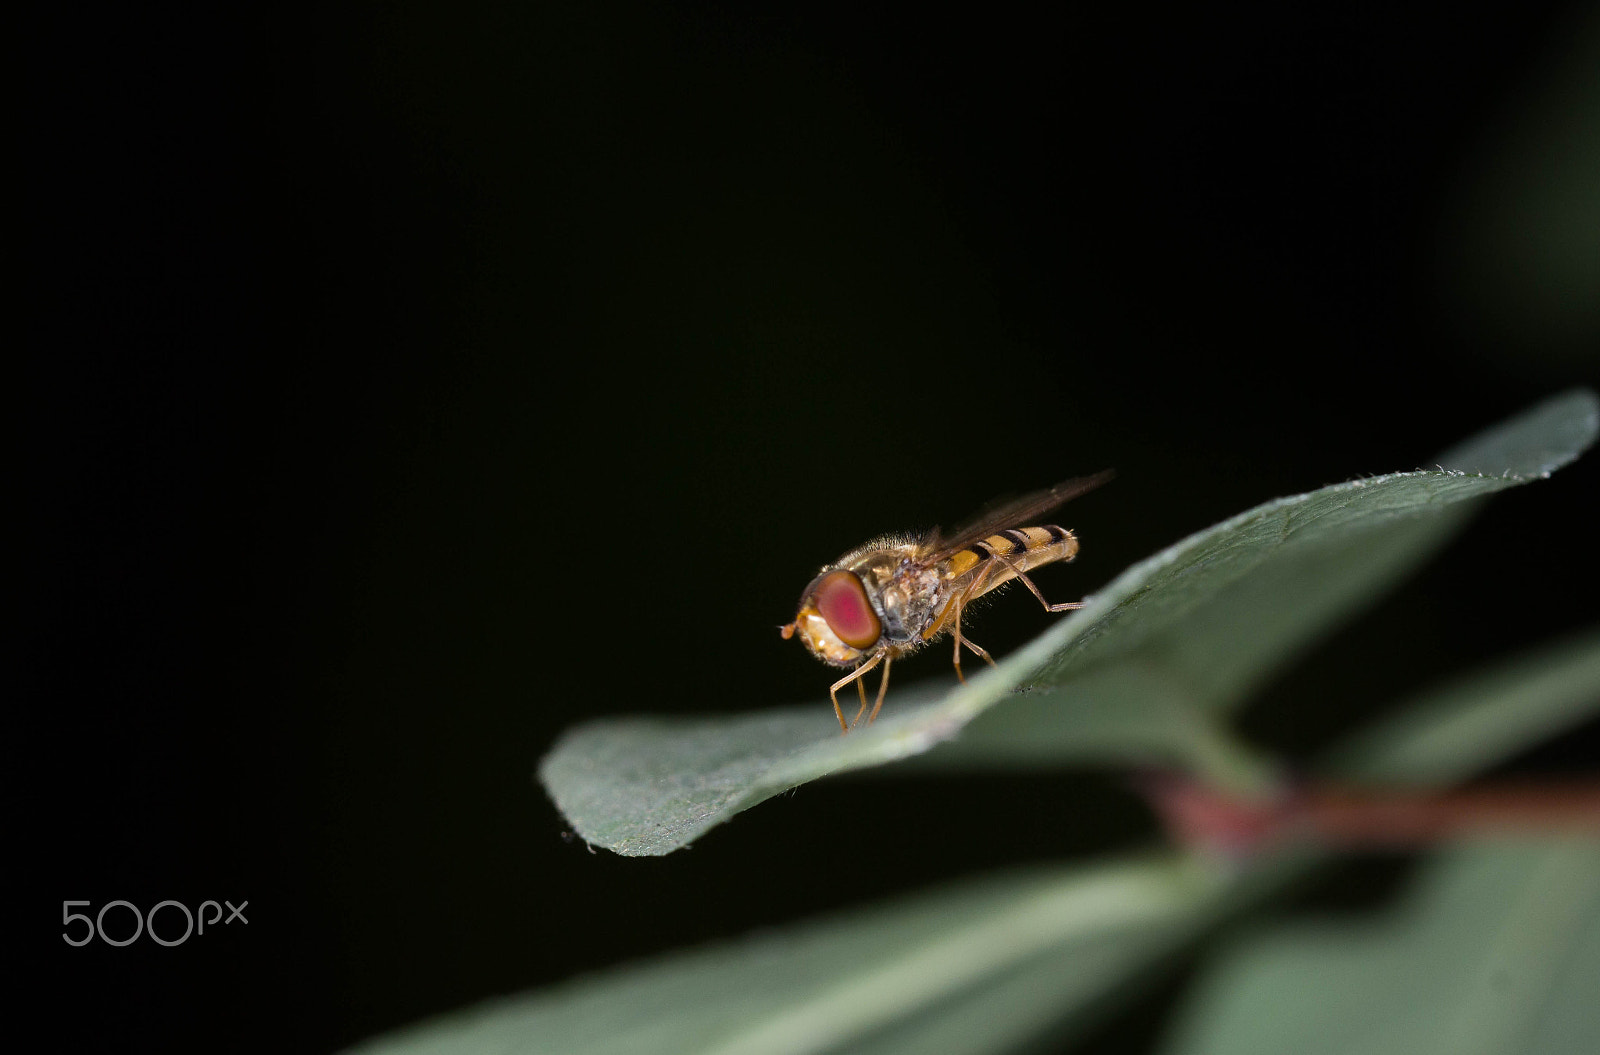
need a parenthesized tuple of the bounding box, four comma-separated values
(781, 471, 1114, 733)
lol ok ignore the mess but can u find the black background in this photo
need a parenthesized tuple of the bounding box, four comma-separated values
(24, 3, 1598, 1052)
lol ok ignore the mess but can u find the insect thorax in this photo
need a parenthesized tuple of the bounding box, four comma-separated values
(846, 545, 943, 646)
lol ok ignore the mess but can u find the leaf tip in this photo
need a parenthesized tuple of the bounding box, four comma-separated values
(1434, 387, 1598, 478)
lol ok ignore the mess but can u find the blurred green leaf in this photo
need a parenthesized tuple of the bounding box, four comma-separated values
(1160, 625, 1600, 1055)
(365, 555, 1600, 1055)
(344, 855, 1224, 1055)
(1159, 839, 1600, 1055)
(1326, 628, 1600, 785)
(542, 391, 1596, 855)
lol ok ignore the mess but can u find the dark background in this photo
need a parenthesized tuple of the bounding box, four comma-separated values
(23, 3, 1598, 1052)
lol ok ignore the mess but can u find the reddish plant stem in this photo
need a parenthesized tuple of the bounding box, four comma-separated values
(1141, 774, 1600, 855)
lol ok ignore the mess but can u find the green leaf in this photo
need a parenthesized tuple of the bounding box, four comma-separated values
(344, 855, 1225, 1055)
(1325, 628, 1600, 786)
(366, 607, 1600, 1055)
(540, 390, 1597, 855)
(1158, 839, 1600, 1055)
(1156, 619, 1600, 1055)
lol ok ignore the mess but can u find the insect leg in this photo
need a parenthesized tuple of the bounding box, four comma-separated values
(950, 558, 999, 683)
(950, 600, 997, 680)
(865, 654, 894, 726)
(951, 596, 966, 682)
(994, 551, 1086, 613)
(961, 634, 996, 666)
(852, 676, 870, 730)
(829, 652, 884, 734)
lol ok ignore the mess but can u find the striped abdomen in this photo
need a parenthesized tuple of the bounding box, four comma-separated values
(941, 525, 1079, 599)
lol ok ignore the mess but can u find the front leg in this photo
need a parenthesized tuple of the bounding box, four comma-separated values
(829, 652, 884, 734)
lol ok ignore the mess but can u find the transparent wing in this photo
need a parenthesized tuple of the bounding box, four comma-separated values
(920, 470, 1115, 562)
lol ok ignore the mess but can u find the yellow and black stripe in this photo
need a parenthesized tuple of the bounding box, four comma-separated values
(944, 524, 1073, 578)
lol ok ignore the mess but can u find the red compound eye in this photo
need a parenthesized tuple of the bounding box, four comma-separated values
(813, 571, 881, 649)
